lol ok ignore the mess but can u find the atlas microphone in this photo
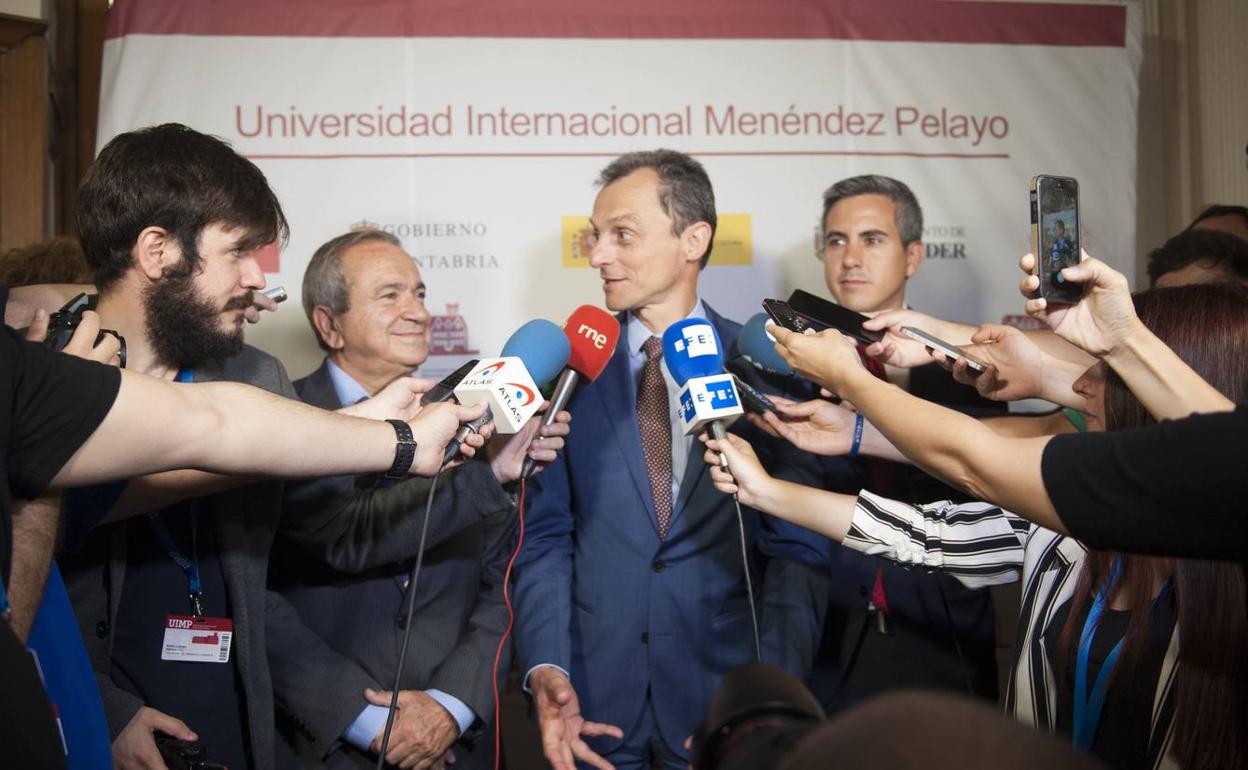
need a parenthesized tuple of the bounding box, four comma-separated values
(441, 320, 570, 464)
(662, 318, 744, 469)
(520, 305, 621, 479)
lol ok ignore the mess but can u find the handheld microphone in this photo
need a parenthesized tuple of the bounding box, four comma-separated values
(662, 319, 744, 469)
(520, 305, 621, 479)
(442, 320, 570, 463)
(420, 359, 480, 406)
(734, 313, 794, 377)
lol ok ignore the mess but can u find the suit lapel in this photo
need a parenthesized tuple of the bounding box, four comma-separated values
(592, 324, 661, 536)
(297, 360, 341, 409)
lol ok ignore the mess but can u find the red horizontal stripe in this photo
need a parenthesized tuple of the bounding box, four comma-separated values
(243, 150, 1011, 160)
(107, 0, 1125, 47)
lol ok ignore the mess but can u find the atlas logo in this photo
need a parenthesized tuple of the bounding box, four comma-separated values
(475, 360, 506, 378)
(504, 382, 536, 406)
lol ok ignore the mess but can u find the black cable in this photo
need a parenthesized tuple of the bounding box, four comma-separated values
(936, 578, 976, 695)
(731, 491, 763, 663)
(376, 467, 444, 769)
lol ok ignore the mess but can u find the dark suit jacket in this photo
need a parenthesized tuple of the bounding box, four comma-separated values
(511, 304, 831, 760)
(269, 360, 516, 770)
(807, 362, 1007, 711)
(60, 346, 378, 770)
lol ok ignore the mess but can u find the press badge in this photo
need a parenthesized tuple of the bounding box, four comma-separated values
(161, 614, 233, 663)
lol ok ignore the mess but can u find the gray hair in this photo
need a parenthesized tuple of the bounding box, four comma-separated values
(596, 149, 717, 268)
(302, 229, 401, 351)
(821, 175, 924, 246)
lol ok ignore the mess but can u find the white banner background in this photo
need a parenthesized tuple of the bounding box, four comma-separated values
(98, 2, 1142, 381)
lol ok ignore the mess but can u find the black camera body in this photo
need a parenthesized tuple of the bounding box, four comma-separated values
(154, 734, 228, 770)
(691, 663, 825, 770)
(43, 292, 125, 367)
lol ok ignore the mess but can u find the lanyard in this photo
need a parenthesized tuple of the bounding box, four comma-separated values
(147, 507, 204, 617)
(1072, 559, 1172, 750)
(148, 368, 205, 617)
(0, 577, 10, 621)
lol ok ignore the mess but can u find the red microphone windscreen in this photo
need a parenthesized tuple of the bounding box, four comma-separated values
(563, 305, 621, 382)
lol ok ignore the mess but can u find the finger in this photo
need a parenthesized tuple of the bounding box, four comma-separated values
(62, 310, 103, 357)
(970, 324, 1006, 345)
(25, 309, 50, 342)
(364, 687, 395, 708)
(571, 738, 618, 770)
(88, 331, 123, 364)
(253, 292, 280, 313)
(1019, 252, 1036, 273)
(539, 421, 572, 438)
(541, 733, 578, 770)
(579, 721, 625, 739)
(747, 412, 781, 438)
(1025, 297, 1048, 317)
(148, 711, 198, 741)
(863, 340, 887, 358)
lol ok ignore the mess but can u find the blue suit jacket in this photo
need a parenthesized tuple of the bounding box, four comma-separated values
(511, 304, 830, 757)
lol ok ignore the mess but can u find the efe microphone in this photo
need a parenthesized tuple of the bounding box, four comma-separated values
(661, 318, 745, 469)
(520, 305, 621, 479)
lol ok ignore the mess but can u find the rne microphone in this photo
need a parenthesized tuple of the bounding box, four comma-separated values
(444, 320, 570, 463)
(520, 305, 621, 479)
(662, 319, 744, 468)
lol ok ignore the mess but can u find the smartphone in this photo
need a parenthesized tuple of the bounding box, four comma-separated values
(787, 289, 884, 345)
(762, 298, 817, 334)
(1029, 175, 1082, 304)
(732, 374, 778, 415)
(900, 327, 986, 375)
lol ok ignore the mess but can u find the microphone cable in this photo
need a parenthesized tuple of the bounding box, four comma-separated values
(730, 491, 762, 663)
(711, 427, 762, 663)
(376, 466, 445, 770)
(490, 478, 527, 770)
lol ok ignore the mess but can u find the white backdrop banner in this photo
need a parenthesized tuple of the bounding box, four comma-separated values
(99, 0, 1141, 380)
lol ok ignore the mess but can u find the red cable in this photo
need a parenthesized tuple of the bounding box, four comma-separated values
(492, 478, 525, 770)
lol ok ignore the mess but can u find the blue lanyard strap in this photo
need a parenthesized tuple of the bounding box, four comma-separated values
(147, 507, 204, 617)
(1073, 559, 1172, 750)
(0, 576, 10, 620)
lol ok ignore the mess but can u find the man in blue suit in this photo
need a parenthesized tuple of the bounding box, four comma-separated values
(512, 150, 830, 770)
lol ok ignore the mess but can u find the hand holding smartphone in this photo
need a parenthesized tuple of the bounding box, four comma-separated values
(1029, 175, 1082, 304)
(900, 326, 986, 375)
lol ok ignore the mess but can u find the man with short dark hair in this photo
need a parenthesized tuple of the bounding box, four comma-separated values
(57, 124, 498, 770)
(809, 174, 1002, 710)
(1185, 203, 1248, 241)
(269, 229, 540, 770)
(512, 150, 829, 770)
(1149, 228, 1248, 288)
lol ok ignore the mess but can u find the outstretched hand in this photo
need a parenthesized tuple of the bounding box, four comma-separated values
(530, 668, 623, 770)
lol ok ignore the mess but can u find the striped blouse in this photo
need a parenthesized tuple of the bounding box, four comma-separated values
(843, 490, 1180, 770)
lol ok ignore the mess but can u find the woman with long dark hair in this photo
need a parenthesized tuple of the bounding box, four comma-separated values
(705, 284, 1248, 769)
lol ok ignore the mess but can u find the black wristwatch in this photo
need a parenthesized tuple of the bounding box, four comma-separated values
(384, 419, 418, 480)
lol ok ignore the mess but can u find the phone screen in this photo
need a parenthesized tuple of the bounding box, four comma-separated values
(1034, 176, 1081, 303)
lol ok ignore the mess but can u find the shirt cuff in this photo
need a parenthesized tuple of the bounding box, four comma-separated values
(426, 689, 476, 736)
(343, 704, 389, 751)
(522, 663, 570, 694)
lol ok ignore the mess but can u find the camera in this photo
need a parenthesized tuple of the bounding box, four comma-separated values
(43, 292, 126, 367)
(154, 734, 228, 770)
(690, 663, 825, 770)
